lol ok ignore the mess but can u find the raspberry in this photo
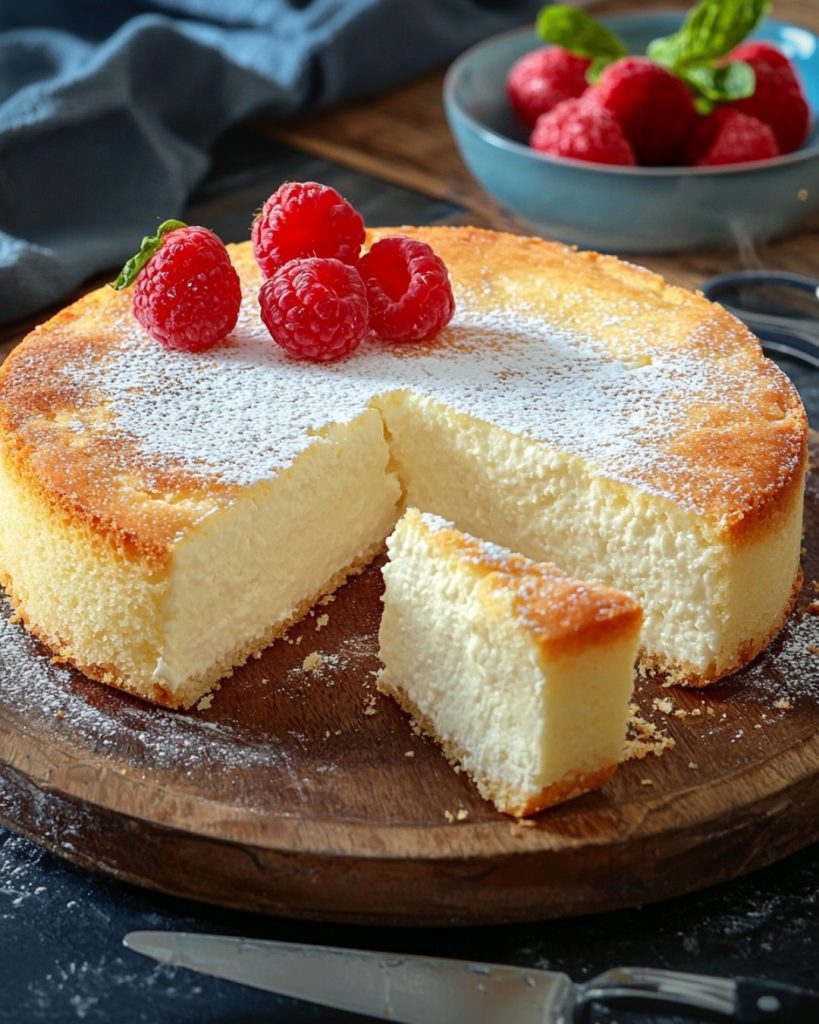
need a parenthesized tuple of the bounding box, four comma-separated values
(530, 98, 636, 165)
(258, 257, 368, 361)
(113, 220, 241, 352)
(359, 237, 455, 343)
(252, 181, 365, 279)
(590, 57, 697, 165)
(725, 43, 809, 154)
(507, 47, 591, 127)
(691, 108, 779, 166)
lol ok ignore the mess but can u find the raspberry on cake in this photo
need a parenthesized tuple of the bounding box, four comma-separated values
(378, 509, 643, 817)
(112, 220, 241, 353)
(0, 227, 807, 708)
(259, 257, 369, 361)
(252, 181, 365, 279)
(359, 236, 455, 342)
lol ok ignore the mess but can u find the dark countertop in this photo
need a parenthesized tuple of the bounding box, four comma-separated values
(1, 127, 818, 1024)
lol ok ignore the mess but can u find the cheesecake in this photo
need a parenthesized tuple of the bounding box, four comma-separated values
(378, 509, 643, 816)
(0, 228, 806, 707)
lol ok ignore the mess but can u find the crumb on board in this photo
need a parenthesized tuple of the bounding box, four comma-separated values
(315, 613, 329, 631)
(623, 709, 675, 762)
(444, 810, 454, 823)
(652, 696, 674, 715)
(687, 762, 698, 770)
(362, 694, 378, 716)
(456, 809, 469, 821)
(404, 750, 414, 758)
(55, 709, 65, 720)
(319, 593, 336, 606)
(302, 652, 323, 672)
(640, 778, 654, 786)
(774, 697, 793, 710)
(196, 693, 213, 711)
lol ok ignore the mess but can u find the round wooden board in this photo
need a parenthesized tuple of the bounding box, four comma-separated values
(1, 446, 819, 927)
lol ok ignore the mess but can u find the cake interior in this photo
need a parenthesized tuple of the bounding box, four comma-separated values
(378, 510, 643, 816)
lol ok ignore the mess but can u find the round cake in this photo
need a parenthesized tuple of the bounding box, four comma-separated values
(0, 227, 807, 707)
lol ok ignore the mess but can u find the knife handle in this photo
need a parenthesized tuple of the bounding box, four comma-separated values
(735, 978, 819, 1023)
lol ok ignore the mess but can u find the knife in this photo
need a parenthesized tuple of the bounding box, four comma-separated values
(124, 931, 819, 1022)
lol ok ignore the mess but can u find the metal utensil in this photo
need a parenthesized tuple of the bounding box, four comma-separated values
(702, 269, 819, 370)
(124, 930, 819, 1022)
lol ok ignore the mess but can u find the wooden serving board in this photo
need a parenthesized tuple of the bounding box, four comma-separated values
(1, 446, 819, 927)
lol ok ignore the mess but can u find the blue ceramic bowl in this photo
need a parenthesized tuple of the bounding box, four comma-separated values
(444, 13, 819, 252)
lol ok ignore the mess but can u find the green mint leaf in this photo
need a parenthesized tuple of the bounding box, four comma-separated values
(111, 219, 187, 290)
(647, 0, 770, 71)
(682, 60, 756, 102)
(536, 4, 628, 60)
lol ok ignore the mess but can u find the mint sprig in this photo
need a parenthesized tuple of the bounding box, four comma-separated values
(648, 0, 770, 71)
(537, 5, 627, 64)
(111, 219, 187, 290)
(535, 0, 768, 108)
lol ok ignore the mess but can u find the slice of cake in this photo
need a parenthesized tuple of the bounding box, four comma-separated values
(378, 509, 643, 816)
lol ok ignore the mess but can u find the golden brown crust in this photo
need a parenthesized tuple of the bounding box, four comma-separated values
(411, 509, 643, 658)
(380, 677, 616, 817)
(639, 567, 804, 688)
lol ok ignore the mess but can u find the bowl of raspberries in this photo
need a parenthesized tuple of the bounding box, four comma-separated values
(444, 2, 818, 252)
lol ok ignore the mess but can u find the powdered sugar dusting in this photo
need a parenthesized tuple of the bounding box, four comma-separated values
(59, 283, 793, 517)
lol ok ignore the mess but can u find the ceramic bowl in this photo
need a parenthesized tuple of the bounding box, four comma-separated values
(443, 13, 819, 252)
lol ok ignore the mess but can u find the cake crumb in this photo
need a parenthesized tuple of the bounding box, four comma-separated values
(302, 652, 323, 672)
(456, 809, 469, 821)
(652, 697, 674, 715)
(687, 762, 698, 770)
(196, 694, 213, 711)
(444, 810, 455, 823)
(362, 694, 378, 716)
(754, 723, 763, 730)
(623, 710, 675, 761)
(260, 676, 269, 685)
(55, 709, 65, 720)
(404, 750, 415, 758)
(774, 697, 793, 710)
(319, 594, 336, 606)
(690, 708, 702, 717)
(515, 817, 536, 828)
(706, 706, 715, 716)
(315, 614, 329, 631)
(295, 636, 303, 645)
(324, 730, 331, 740)
(334, 729, 342, 736)
(640, 778, 654, 786)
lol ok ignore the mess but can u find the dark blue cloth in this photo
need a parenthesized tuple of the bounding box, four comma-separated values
(0, 0, 542, 326)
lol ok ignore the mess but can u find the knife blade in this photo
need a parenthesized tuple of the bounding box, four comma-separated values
(124, 931, 575, 1023)
(123, 931, 819, 1023)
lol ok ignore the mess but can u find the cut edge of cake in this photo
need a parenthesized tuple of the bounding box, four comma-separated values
(377, 509, 644, 817)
